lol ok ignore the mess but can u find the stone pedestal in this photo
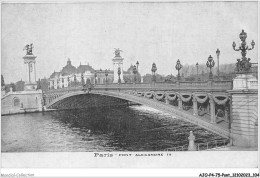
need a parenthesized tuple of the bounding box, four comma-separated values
(23, 54, 37, 91)
(228, 74, 258, 148)
(233, 74, 258, 90)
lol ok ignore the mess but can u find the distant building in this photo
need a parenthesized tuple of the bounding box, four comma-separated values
(48, 58, 136, 89)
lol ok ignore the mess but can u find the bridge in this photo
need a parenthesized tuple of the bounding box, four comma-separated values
(44, 80, 233, 140)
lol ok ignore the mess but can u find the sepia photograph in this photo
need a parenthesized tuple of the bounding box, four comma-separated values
(1, 1, 258, 177)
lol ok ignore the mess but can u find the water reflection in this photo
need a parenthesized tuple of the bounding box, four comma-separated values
(1, 105, 225, 152)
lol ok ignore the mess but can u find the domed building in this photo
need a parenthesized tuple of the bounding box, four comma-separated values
(60, 58, 77, 76)
(48, 50, 141, 90)
(48, 59, 116, 89)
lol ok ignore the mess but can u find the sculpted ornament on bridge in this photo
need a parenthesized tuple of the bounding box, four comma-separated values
(23, 43, 34, 55)
(114, 48, 122, 57)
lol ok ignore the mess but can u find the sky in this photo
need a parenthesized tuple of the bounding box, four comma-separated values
(1, 2, 258, 83)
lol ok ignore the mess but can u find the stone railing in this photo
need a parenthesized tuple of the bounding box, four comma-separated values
(47, 80, 233, 92)
(95, 80, 232, 91)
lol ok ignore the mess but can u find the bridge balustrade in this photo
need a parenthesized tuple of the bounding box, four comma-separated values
(47, 80, 232, 92)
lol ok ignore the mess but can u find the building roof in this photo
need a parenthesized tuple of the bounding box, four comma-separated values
(95, 69, 113, 74)
(48, 59, 137, 79)
(77, 64, 95, 73)
(50, 71, 61, 79)
(60, 58, 77, 76)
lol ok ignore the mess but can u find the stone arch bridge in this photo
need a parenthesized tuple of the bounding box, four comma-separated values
(44, 81, 235, 140)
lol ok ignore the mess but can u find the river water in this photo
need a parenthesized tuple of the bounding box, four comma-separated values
(1, 105, 225, 152)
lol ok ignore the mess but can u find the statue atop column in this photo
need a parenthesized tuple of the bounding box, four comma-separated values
(114, 48, 122, 57)
(23, 43, 34, 55)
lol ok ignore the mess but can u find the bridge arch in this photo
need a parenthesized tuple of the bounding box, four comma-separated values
(46, 90, 230, 139)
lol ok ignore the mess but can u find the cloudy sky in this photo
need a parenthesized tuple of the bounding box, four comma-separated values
(1, 2, 258, 83)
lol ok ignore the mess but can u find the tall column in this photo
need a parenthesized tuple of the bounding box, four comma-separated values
(34, 63, 36, 82)
(209, 97, 216, 124)
(193, 96, 198, 116)
(28, 63, 31, 82)
(24, 63, 29, 83)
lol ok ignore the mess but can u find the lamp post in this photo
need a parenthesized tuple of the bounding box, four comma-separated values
(136, 61, 139, 83)
(196, 62, 199, 81)
(105, 69, 108, 90)
(94, 71, 97, 86)
(232, 29, 255, 73)
(175, 59, 182, 81)
(133, 65, 137, 83)
(151, 62, 157, 84)
(67, 76, 70, 88)
(206, 55, 215, 80)
(74, 75, 76, 87)
(81, 73, 84, 87)
(136, 61, 139, 72)
(216, 48, 220, 79)
(133, 65, 137, 90)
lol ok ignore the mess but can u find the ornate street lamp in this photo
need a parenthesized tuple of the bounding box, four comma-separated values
(81, 73, 84, 87)
(136, 61, 139, 83)
(133, 65, 137, 84)
(94, 70, 97, 85)
(232, 29, 255, 73)
(118, 66, 121, 84)
(136, 61, 139, 72)
(74, 75, 77, 86)
(216, 48, 220, 79)
(206, 55, 215, 80)
(105, 69, 108, 90)
(151, 62, 157, 83)
(175, 59, 182, 81)
(196, 62, 199, 81)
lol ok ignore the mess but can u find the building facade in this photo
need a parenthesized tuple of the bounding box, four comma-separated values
(48, 59, 114, 90)
(48, 58, 140, 90)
